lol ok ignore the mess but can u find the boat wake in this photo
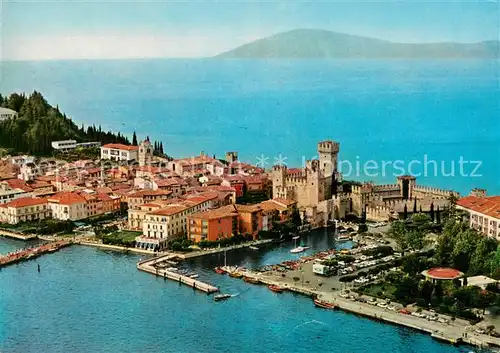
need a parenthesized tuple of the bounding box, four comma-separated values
(292, 320, 331, 332)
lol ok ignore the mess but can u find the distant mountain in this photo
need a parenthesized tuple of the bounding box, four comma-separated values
(216, 29, 499, 59)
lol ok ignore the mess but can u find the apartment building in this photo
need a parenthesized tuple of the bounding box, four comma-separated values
(0, 197, 50, 224)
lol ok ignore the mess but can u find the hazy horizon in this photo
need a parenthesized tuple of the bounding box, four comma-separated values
(2, 2, 498, 61)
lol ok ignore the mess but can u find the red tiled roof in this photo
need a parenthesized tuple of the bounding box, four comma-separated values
(47, 192, 86, 205)
(235, 204, 261, 213)
(189, 205, 238, 220)
(423, 268, 463, 280)
(457, 195, 500, 220)
(2, 197, 47, 208)
(149, 205, 187, 216)
(4, 179, 34, 192)
(102, 143, 139, 151)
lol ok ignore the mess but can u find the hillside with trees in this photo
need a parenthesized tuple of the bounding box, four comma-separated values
(0, 91, 130, 155)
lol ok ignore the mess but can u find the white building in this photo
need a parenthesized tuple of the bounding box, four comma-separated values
(0, 197, 51, 224)
(0, 107, 18, 121)
(457, 190, 500, 240)
(11, 155, 35, 167)
(101, 143, 139, 161)
(51, 140, 77, 152)
(135, 195, 217, 251)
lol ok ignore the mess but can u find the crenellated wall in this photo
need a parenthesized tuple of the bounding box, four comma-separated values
(413, 185, 458, 200)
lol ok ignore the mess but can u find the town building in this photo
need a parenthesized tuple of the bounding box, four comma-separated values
(457, 189, 500, 239)
(126, 189, 173, 211)
(51, 140, 77, 152)
(0, 181, 31, 204)
(134, 194, 217, 251)
(0, 107, 18, 121)
(47, 192, 88, 221)
(187, 203, 264, 243)
(0, 197, 50, 224)
(188, 205, 239, 242)
(100, 143, 139, 161)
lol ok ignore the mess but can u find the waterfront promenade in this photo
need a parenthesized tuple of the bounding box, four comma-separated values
(0, 240, 72, 267)
(233, 269, 500, 349)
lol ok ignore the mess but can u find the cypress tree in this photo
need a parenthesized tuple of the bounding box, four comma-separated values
(413, 198, 417, 214)
(159, 142, 164, 154)
(403, 204, 408, 219)
(436, 206, 441, 224)
(430, 202, 435, 222)
(132, 131, 138, 146)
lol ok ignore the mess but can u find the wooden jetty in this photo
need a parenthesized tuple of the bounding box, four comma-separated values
(0, 240, 72, 267)
(137, 255, 219, 294)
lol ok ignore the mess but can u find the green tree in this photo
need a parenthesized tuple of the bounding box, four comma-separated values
(132, 131, 138, 145)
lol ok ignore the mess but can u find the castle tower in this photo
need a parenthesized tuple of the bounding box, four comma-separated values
(397, 175, 416, 200)
(138, 139, 153, 167)
(271, 165, 287, 199)
(225, 152, 238, 163)
(317, 140, 340, 199)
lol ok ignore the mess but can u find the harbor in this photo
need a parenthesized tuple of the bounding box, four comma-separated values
(219, 258, 500, 350)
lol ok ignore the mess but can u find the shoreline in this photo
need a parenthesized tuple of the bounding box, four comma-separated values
(234, 269, 500, 349)
(76, 238, 275, 258)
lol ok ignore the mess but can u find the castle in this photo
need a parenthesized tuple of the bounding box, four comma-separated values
(271, 141, 457, 225)
(271, 141, 340, 225)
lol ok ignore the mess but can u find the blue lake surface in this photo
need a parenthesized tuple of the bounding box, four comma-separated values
(1, 59, 499, 194)
(0, 232, 482, 353)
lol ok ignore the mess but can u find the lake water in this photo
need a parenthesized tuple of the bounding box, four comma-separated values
(0, 232, 480, 353)
(1, 59, 499, 194)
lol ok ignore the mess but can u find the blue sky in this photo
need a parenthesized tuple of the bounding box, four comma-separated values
(2, 0, 498, 60)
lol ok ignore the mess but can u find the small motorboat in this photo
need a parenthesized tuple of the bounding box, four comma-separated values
(214, 294, 232, 302)
(189, 274, 199, 279)
(290, 246, 305, 253)
(249, 246, 259, 251)
(214, 267, 225, 274)
(314, 299, 336, 309)
(268, 284, 285, 293)
(290, 246, 310, 253)
(243, 276, 260, 284)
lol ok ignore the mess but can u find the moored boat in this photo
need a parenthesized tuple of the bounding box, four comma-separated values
(243, 276, 260, 284)
(229, 272, 243, 278)
(268, 284, 285, 293)
(214, 267, 225, 274)
(314, 298, 336, 309)
(249, 246, 259, 251)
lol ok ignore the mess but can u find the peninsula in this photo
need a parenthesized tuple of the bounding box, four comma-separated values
(216, 29, 499, 59)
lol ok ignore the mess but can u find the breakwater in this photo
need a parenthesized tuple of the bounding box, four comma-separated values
(137, 255, 219, 293)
